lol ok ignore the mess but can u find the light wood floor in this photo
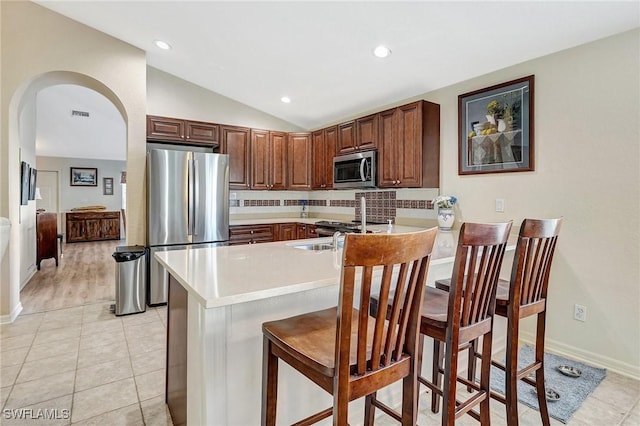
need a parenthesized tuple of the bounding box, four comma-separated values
(21, 240, 121, 314)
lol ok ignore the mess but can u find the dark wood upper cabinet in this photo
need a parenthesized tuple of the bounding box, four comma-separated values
(311, 126, 336, 190)
(252, 130, 287, 190)
(185, 121, 219, 144)
(336, 115, 378, 156)
(220, 125, 251, 190)
(288, 133, 311, 190)
(336, 121, 357, 155)
(147, 116, 185, 142)
(356, 113, 378, 151)
(378, 100, 440, 188)
(270, 131, 287, 190)
(147, 115, 219, 147)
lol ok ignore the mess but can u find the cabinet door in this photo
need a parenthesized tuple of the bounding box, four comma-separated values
(185, 121, 219, 146)
(378, 108, 398, 187)
(221, 126, 251, 190)
(306, 224, 318, 239)
(270, 131, 287, 190)
(276, 223, 297, 241)
(147, 116, 185, 142)
(85, 219, 102, 241)
(311, 130, 326, 189)
(324, 126, 337, 189)
(101, 218, 121, 240)
(250, 129, 269, 190)
(296, 223, 308, 239)
(66, 218, 85, 242)
(288, 133, 311, 190)
(336, 121, 357, 155)
(356, 114, 378, 151)
(396, 102, 423, 187)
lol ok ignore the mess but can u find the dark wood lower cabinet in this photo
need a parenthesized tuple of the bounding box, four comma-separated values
(276, 223, 297, 241)
(65, 211, 120, 243)
(166, 275, 187, 426)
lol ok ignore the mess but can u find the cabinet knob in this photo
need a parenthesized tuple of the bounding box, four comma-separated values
(246, 184, 250, 188)
(186, 135, 190, 139)
(397, 180, 401, 185)
(250, 230, 254, 234)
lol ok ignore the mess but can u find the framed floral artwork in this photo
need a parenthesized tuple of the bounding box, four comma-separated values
(458, 75, 534, 175)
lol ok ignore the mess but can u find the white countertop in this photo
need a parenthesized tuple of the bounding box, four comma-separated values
(154, 225, 499, 309)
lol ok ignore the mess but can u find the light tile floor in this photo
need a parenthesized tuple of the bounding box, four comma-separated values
(0, 303, 172, 425)
(2, 302, 639, 425)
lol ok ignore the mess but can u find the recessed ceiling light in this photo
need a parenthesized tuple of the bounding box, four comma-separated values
(280, 96, 291, 104)
(154, 40, 171, 50)
(373, 45, 391, 58)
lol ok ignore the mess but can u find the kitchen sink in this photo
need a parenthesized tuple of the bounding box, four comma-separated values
(293, 243, 334, 251)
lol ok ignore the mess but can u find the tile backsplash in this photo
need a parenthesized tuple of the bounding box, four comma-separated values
(230, 188, 439, 221)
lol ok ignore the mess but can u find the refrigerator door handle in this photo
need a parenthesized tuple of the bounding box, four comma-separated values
(188, 157, 195, 236)
(193, 159, 199, 236)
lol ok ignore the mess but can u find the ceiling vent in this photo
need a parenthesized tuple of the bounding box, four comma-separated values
(71, 110, 90, 118)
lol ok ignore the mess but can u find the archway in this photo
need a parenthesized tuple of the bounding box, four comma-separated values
(3, 71, 128, 321)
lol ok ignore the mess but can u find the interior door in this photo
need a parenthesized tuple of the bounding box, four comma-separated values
(37, 170, 61, 231)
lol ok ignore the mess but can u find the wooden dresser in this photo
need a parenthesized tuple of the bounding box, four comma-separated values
(37, 212, 58, 270)
(65, 211, 121, 243)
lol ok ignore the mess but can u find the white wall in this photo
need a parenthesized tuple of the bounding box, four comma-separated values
(147, 67, 304, 132)
(36, 156, 126, 212)
(418, 30, 639, 378)
(18, 91, 37, 289)
(1, 1, 147, 321)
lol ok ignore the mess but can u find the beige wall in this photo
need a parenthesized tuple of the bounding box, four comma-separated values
(147, 67, 304, 132)
(0, 1, 147, 320)
(421, 30, 639, 377)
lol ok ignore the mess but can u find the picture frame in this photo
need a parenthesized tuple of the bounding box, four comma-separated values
(458, 75, 534, 175)
(103, 177, 114, 196)
(20, 161, 30, 205)
(28, 168, 38, 200)
(70, 167, 98, 186)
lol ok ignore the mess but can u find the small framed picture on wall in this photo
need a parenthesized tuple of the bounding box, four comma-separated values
(103, 177, 114, 195)
(70, 167, 98, 186)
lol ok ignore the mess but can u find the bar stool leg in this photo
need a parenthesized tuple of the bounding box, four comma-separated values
(505, 316, 520, 425)
(479, 331, 494, 424)
(467, 339, 477, 392)
(535, 313, 551, 426)
(262, 337, 278, 426)
(431, 340, 443, 413)
(364, 393, 376, 426)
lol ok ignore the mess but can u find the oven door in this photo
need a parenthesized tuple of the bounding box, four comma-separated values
(315, 227, 337, 237)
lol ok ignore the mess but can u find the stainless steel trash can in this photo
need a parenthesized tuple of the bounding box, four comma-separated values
(112, 245, 146, 316)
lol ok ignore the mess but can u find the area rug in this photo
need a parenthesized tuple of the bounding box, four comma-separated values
(489, 345, 606, 424)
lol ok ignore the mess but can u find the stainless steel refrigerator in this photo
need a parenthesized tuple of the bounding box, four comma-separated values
(147, 148, 229, 305)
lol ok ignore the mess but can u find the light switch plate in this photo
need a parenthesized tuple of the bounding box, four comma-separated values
(495, 198, 505, 212)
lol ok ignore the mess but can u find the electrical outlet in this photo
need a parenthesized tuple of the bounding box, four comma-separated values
(574, 304, 587, 322)
(495, 198, 505, 212)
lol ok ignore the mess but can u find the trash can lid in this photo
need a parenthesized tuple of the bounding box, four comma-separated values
(112, 245, 146, 262)
(115, 245, 146, 253)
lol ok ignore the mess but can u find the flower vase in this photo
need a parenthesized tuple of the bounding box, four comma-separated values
(437, 208, 455, 231)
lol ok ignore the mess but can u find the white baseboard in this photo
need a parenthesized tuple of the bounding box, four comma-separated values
(0, 302, 23, 324)
(520, 331, 640, 381)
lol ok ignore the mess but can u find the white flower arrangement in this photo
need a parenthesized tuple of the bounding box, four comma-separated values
(432, 195, 457, 209)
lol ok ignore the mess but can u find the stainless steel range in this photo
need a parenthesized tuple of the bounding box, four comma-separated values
(314, 220, 387, 237)
(314, 221, 361, 237)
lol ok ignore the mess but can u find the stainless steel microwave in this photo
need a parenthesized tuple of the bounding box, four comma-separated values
(333, 151, 377, 189)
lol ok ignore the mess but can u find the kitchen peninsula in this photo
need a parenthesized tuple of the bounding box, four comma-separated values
(155, 226, 516, 426)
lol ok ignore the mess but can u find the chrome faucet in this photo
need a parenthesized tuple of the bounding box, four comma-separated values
(332, 231, 343, 252)
(361, 196, 366, 234)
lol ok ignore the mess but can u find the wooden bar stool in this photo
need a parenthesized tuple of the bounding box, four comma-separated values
(434, 218, 562, 426)
(419, 221, 513, 425)
(261, 228, 438, 426)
